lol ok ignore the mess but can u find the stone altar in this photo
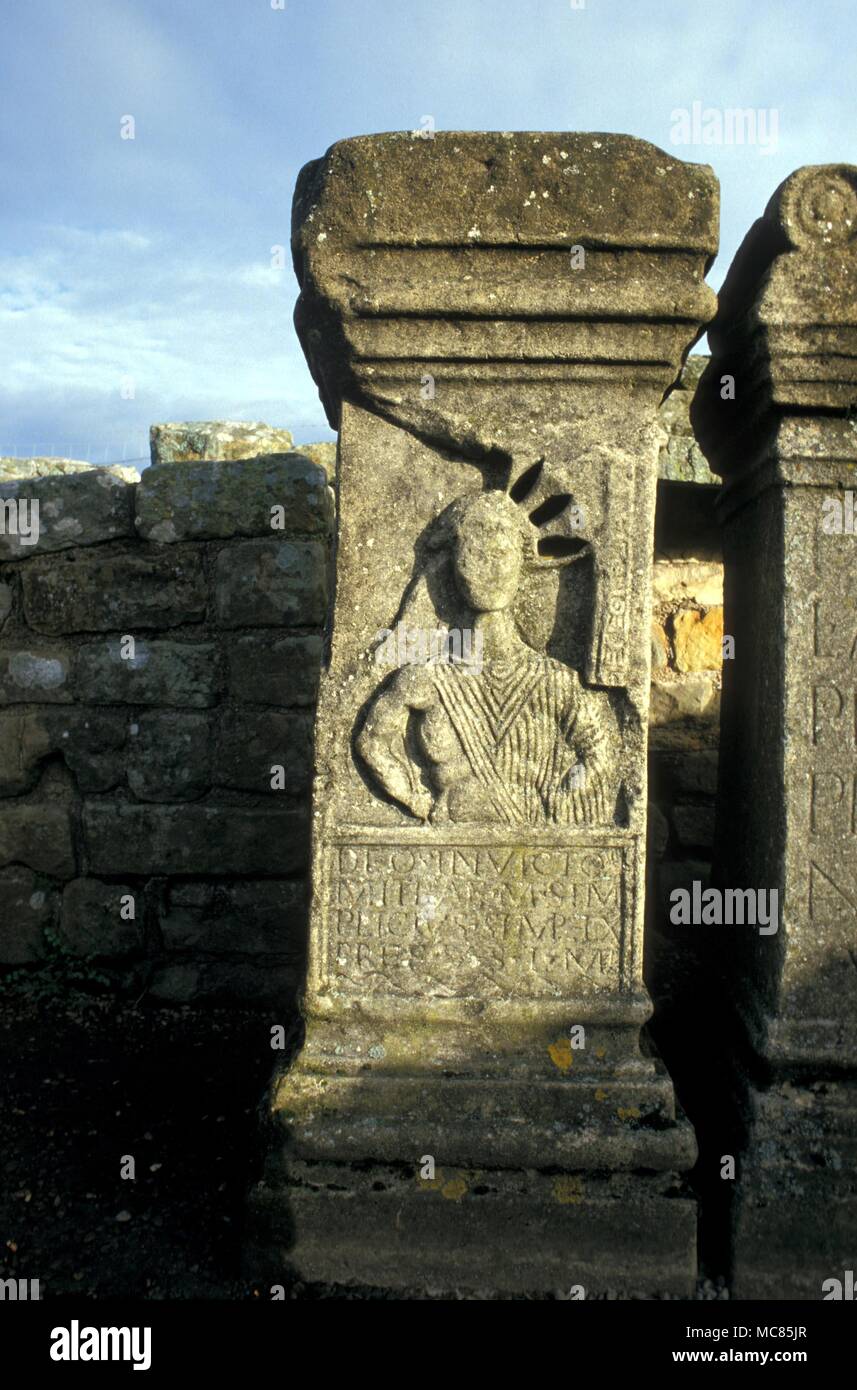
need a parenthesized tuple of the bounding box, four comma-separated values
(247, 131, 719, 1295)
(693, 163, 857, 1299)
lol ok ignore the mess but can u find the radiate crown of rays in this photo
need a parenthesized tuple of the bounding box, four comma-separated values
(506, 459, 590, 567)
(425, 464, 591, 570)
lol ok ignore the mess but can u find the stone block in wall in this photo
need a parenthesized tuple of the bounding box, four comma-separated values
(127, 710, 211, 801)
(0, 644, 73, 703)
(651, 748, 719, 798)
(656, 357, 718, 485)
(0, 458, 140, 483)
(294, 441, 336, 476)
(51, 708, 128, 792)
(649, 674, 720, 730)
(215, 710, 313, 793)
(0, 583, 12, 627)
(0, 471, 134, 559)
(135, 455, 332, 543)
(82, 802, 308, 876)
(651, 620, 669, 671)
(0, 804, 76, 878)
(672, 607, 724, 672)
(58, 878, 141, 957)
(147, 958, 302, 1005)
(0, 708, 128, 796)
(226, 633, 323, 706)
(214, 539, 327, 628)
(159, 880, 307, 954)
(22, 548, 206, 634)
(0, 868, 56, 963)
(149, 420, 294, 465)
(0, 709, 50, 794)
(75, 639, 221, 707)
(652, 559, 723, 608)
(671, 802, 717, 850)
(658, 436, 716, 485)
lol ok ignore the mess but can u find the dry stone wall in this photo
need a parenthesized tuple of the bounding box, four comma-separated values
(0, 433, 334, 1005)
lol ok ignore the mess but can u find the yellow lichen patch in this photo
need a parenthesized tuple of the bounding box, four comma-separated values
(416, 1167, 445, 1191)
(548, 1038, 574, 1072)
(595, 1088, 608, 1102)
(617, 1106, 641, 1121)
(553, 1175, 584, 1205)
(441, 1175, 468, 1201)
(594, 1047, 606, 1059)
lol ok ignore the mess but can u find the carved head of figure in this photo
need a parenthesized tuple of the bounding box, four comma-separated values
(449, 491, 527, 614)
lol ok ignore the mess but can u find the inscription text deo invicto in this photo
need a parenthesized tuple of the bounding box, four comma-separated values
(324, 841, 628, 998)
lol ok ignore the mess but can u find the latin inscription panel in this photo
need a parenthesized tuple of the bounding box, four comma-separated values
(784, 502, 857, 1020)
(321, 833, 631, 999)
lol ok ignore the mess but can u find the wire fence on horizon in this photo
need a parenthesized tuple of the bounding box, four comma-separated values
(0, 446, 150, 466)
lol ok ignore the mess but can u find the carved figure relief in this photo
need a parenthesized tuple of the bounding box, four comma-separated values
(356, 489, 614, 826)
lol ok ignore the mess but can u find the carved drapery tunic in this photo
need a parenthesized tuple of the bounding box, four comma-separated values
(358, 647, 610, 827)
(426, 653, 608, 825)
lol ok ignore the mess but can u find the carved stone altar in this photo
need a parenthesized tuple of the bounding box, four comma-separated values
(693, 164, 857, 1300)
(246, 132, 719, 1294)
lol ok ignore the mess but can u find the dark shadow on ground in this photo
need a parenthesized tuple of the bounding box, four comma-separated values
(0, 990, 274, 1298)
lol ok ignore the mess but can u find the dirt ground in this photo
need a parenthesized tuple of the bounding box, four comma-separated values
(0, 982, 727, 1302)
(0, 985, 273, 1300)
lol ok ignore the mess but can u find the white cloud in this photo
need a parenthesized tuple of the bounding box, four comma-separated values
(0, 0, 853, 460)
(0, 227, 330, 462)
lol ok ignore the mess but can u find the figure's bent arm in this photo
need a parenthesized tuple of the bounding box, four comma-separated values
(355, 667, 434, 820)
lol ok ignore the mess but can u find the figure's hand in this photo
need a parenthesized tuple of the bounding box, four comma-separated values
(405, 788, 434, 821)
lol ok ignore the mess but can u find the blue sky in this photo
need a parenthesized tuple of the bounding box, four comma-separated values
(0, 0, 853, 466)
